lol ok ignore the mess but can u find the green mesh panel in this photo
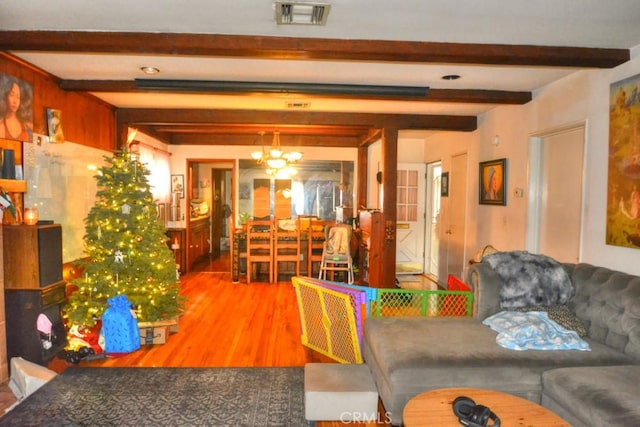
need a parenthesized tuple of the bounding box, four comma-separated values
(371, 289, 473, 317)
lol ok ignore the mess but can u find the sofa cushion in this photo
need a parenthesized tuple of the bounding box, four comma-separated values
(568, 263, 640, 362)
(363, 317, 633, 425)
(542, 365, 640, 427)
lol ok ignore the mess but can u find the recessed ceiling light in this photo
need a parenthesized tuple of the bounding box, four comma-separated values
(442, 74, 461, 81)
(140, 66, 160, 75)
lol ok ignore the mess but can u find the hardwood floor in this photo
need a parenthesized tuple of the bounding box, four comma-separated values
(0, 252, 388, 426)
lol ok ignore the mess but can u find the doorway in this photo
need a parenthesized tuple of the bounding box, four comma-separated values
(395, 163, 427, 274)
(424, 162, 442, 280)
(526, 124, 585, 262)
(187, 159, 234, 272)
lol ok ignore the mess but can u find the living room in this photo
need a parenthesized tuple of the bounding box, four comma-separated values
(1, 2, 640, 425)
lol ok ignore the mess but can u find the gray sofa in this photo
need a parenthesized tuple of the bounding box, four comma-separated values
(362, 261, 640, 426)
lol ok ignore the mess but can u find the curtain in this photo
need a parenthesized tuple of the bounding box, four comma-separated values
(138, 144, 170, 203)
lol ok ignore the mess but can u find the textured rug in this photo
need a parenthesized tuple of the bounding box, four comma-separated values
(0, 367, 308, 426)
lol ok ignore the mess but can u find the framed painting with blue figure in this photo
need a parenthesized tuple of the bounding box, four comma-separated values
(479, 158, 506, 205)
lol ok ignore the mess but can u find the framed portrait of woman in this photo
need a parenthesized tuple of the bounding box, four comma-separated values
(479, 158, 507, 205)
(0, 73, 34, 143)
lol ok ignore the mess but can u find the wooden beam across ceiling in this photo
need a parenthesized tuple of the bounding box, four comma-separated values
(0, 31, 629, 68)
(59, 80, 532, 105)
(117, 108, 477, 146)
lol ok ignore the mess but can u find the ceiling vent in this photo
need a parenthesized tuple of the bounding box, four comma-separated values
(286, 102, 311, 109)
(275, 2, 330, 25)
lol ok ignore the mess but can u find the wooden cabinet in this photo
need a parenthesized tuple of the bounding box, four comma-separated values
(3, 224, 63, 289)
(166, 228, 187, 274)
(3, 224, 67, 366)
(359, 210, 384, 287)
(188, 216, 210, 271)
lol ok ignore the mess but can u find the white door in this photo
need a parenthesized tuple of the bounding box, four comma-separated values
(527, 125, 585, 262)
(439, 152, 468, 281)
(395, 163, 426, 274)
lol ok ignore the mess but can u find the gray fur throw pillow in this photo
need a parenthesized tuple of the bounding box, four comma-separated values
(483, 251, 574, 309)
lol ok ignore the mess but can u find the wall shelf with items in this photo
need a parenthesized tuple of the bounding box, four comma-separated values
(0, 179, 27, 193)
(1, 138, 27, 225)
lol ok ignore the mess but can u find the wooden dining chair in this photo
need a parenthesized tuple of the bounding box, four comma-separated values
(246, 218, 274, 283)
(307, 218, 331, 278)
(273, 218, 301, 282)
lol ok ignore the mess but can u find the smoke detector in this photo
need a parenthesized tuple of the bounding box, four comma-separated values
(275, 2, 330, 25)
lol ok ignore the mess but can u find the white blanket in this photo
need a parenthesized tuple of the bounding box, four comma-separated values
(483, 311, 590, 351)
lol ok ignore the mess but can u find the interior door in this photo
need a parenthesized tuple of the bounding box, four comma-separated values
(210, 169, 225, 258)
(395, 163, 426, 274)
(440, 152, 468, 281)
(527, 126, 585, 262)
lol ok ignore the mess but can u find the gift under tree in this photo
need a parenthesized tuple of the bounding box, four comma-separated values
(65, 147, 184, 337)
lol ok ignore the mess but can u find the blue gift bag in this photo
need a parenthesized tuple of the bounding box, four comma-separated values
(102, 294, 140, 354)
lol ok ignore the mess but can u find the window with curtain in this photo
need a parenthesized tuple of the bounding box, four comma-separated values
(138, 144, 171, 203)
(238, 159, 354, 222)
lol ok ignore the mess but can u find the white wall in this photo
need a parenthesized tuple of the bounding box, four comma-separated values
(426, 48, 640, 275)
(366, 135, 426, 210)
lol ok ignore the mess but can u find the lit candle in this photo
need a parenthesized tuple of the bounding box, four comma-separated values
(171, 237, 180, 250)
(24, 207, 39, 225)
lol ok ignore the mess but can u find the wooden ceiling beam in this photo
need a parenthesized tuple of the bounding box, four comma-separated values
(60, 80, 532, 104)
(1, 31, 629, 68)
(169, 133, 361, 147)
(151, 124, 370, 137)
(117, 108, 477, 134)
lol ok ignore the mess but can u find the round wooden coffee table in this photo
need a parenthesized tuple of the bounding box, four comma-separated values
(403, 387, 569, 426)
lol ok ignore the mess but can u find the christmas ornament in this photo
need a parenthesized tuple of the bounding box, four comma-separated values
(114, 249, 125, 264)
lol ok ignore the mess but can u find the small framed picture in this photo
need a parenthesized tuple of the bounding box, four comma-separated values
(171, 174, 185, 198)
(46, 108, 65, 143)
(479, 158, 507, 205)
(440, 172, 449, 197)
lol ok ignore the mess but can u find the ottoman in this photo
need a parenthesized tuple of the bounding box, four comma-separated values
(304, 363, 379, 422)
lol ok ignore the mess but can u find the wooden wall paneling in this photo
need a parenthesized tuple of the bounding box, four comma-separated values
(0, 53, 116, 152)
(0, 227, 7, 383)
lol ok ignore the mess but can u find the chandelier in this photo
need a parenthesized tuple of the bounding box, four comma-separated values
(251, 131, 303, 179)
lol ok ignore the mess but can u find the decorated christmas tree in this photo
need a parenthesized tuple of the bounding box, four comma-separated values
(65, 147, 184, 327)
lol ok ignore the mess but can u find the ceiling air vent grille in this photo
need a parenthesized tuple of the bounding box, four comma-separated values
(275, 2, 330, 25)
